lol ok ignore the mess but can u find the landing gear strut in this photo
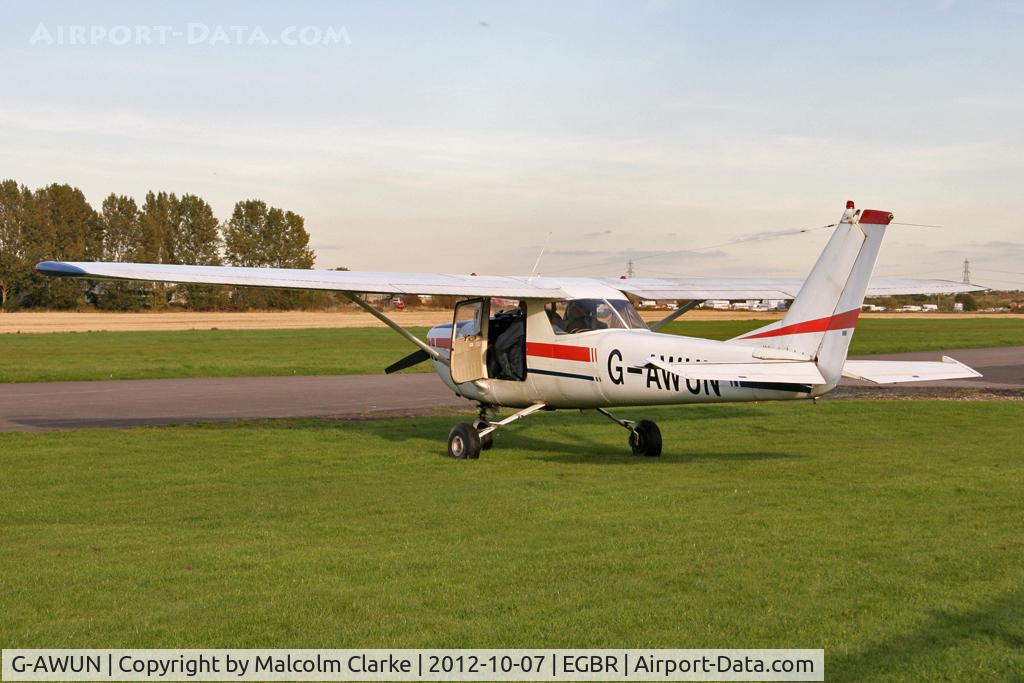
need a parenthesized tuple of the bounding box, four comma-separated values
(474, 404, 497, 451)
(596, 408, 662, 457)
(446, 403, 546, 460)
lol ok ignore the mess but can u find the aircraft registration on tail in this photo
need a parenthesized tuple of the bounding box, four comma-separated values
(37, 202, 984, 459)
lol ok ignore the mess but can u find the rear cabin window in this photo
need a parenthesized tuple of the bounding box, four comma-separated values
(545, 298, 645, 334)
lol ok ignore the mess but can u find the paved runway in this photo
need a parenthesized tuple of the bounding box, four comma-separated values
(0, 374, 467, 432)
(1, 347, 1020, 432)
(843, 346, 1024, 390)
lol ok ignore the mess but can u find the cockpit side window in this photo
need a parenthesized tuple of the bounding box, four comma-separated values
(545, 298, 643, 334)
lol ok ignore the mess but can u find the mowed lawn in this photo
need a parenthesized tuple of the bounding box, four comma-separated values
(0, 317, 1022, 383)
(1, 401, 1022, 682)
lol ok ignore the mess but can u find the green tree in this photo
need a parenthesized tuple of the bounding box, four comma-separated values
(223, 200, 317, 309)
(23, 184, 99, 309)
(955, 292, 979, 312)
(277, 210, 315, 269)
(100, 194, 141, 261)
(139, 191, 176, 262)
(139, 191, 178, 308)
(95, 194, 146, 310)
(0, 180, 33, 309)
(172, 194, 225, 310)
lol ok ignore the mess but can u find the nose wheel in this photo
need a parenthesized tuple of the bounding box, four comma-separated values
(447, 423, 482, 459)
(445, 403, 547, 459)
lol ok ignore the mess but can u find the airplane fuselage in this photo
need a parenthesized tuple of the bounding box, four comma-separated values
(428, 324, 828, 410)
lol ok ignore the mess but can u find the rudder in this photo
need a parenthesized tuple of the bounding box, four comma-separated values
(734, 205, 893, 386)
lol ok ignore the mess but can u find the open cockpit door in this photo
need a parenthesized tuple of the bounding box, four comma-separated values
(451, 298, 489, 383)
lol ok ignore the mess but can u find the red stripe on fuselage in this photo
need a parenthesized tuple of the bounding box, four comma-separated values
(429, 337, 593, 361)
(739, 308, 861, 340)
(526, 342, 593, 362)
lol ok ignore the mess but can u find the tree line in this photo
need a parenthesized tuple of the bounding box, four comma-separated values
(0, 180, 322, 311)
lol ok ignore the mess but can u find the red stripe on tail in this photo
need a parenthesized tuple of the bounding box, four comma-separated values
(739, 308, 861, 340)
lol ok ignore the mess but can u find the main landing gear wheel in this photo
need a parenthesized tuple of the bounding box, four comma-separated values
(447, 422, 482, 460)
(629, 420, 662, 457)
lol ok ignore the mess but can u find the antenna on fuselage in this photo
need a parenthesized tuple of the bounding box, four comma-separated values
(528, 232, 552, 282)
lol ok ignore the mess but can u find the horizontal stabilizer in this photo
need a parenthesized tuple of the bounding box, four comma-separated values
(842, 356, 981, 384)
(643, 356, 825, 384)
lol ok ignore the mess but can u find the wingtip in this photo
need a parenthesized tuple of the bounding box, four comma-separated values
(35, 261, 88, 277)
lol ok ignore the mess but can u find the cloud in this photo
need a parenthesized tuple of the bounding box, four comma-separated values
(4, 105, 1021, 179)
(547, 248, 727, 262)
(2, 104, 1021, 275)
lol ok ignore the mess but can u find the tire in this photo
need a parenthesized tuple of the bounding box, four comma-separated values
(448, 422, 482, 459)
(629, 420, 662, 457)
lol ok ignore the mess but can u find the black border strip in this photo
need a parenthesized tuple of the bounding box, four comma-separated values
(528, 367, 597, 382)
(738, 381, 813, 393)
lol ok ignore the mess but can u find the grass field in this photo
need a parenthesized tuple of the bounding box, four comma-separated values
(0, 318, 1021, 383)
(2, 401, 1021, 681)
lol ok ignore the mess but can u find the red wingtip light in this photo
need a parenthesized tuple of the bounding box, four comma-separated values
(470, 272, 477, 276)
(620, 275, 627, 279)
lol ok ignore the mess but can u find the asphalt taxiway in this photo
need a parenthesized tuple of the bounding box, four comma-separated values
(1, 347, 1020, 432)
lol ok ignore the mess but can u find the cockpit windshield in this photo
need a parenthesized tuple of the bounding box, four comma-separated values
(610, 299, 647, 329)
(545, 298, 647, 335)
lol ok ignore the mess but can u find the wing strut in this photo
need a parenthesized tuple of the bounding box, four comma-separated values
(648, 300, 705, 332)
(343, 292, 450, 367)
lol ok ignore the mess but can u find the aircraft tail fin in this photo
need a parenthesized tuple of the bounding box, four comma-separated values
(732, 205, 893, 386)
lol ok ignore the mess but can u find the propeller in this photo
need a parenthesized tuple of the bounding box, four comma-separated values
(385, 348, 432, 374)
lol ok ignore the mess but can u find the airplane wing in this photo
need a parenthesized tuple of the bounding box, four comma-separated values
(644, 356, 826, 384)
(35, 261, 570, 299)
(36, 261, 985, 301)
(842, 356, 982, 384)
(605, 276, 984, 300)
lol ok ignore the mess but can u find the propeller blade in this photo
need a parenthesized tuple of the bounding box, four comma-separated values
(385, 348, 432, 374)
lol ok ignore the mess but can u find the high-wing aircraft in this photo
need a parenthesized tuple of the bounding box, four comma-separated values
(37, 203, 983, 459)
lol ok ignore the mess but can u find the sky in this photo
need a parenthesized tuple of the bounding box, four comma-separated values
(1, 0, 1022, 288)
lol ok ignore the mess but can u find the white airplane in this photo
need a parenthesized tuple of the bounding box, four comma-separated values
(37, 204, 983, 459)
